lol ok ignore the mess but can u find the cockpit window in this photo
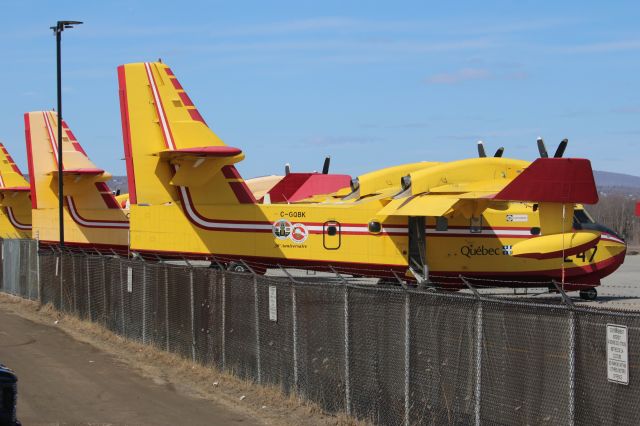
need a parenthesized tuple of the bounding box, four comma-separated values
(574, 209, 594, 225)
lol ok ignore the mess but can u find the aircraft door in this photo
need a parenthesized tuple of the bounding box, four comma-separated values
(408, 216, 427, 277)
(323, 221, 341, 250)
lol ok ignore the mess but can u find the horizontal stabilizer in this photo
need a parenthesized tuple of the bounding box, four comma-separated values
(159, 146, 242, 159)
(51, 168, 106, 176)
(511, 231, 600, 260)
(0, 186, 30, 192)
(494, 158, 598, 204)
(378, 194, 459, 217)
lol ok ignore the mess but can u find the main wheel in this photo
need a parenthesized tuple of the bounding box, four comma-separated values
(579, 287, 598, 301)
(227, 262, 249, 273)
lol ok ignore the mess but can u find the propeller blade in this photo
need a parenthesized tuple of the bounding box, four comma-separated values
(285, 163, 291, 175)
(494, 147, 505, 158)
(322, 156, 331, 174)
(554, 139, 568, 158)
(477, 141, 487, 158)
(537, 137, 548, 158)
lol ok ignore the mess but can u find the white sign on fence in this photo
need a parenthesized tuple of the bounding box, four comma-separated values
(269, 286, 277, 322)
(607, 324, 629, 385)
(127, 267, 133, 293)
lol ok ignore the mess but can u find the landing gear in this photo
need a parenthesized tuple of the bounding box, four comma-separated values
(579, 287, 598, 301)
(227, 262, 249, 273)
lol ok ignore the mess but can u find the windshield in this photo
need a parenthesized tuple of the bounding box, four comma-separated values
(574, 209, 595, 225)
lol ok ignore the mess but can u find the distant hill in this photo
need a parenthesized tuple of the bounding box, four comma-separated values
(106, 170, 640, 196)
(594, 171, 640, 189)
(109, 176, 128, 194)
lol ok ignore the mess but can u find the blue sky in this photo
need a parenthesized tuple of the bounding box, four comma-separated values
(1, 1, 639, 178)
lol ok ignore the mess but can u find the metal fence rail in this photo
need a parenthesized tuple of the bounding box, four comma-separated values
(0, 239, 638, 425)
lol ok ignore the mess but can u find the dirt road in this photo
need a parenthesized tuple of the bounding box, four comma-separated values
(0, 303, 261, 426)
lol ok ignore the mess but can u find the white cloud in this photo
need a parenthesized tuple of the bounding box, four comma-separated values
(426, 68, 492, 84)
(560, 40, 640, 53)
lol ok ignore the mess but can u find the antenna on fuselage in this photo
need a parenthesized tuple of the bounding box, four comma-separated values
(477, 141, 487, 157)
(494, 147, 505, 157)
(537, 137, 549, 158)
(285, 163, 291, 175)
(554, 139, 568, 158)
(322, 156, 331, 174)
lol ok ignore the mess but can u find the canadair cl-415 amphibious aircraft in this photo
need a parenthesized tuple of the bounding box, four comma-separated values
(25, 111, 129, 251)
(0, 143, 31, 238)
(117, 61, 625, 299)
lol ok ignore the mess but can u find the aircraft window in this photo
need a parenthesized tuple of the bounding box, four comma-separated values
(436, 217, 448, 231)
(327, 225, 338, 236)
(530, 227, 541, 235)
(368, 221, 382, 234)
(470, 216, 482, 233)
(574, 209, 594, 224)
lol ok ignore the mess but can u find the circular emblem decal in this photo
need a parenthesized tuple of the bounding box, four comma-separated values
(290, 223, 309, 244)
(273, 219, 292, 240)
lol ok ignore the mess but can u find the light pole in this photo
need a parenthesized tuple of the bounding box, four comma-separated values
(51, 20, 82, 247)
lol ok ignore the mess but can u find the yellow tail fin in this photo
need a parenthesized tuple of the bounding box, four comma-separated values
(0, 143, 31, 236)
(24, 111, 122, 210)
(118, 62, 253, 206)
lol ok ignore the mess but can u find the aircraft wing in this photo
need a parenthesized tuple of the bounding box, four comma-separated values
(378, 194, 460, 217)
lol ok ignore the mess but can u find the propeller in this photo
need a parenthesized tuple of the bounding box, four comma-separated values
(322, 156, 331, 174)
(554, 139, 568, 158)
(285, 163, 291, 175)
(537, 137, 549, 158)
(477, 141, 487, 158)
(478, 141, 504, 158)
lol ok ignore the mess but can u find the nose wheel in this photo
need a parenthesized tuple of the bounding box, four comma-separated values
(579, 287, 598, 301)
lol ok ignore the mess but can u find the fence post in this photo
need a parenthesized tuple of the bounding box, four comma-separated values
(552, 280, 576, 426)
(36, 236, 41, 304)
(404, 291, 410, 426)
(190, 268, 196, 363)
(330, 266, 351, 416)
(279, 265, 299, 392)
(568, 308, 575, 426)
(343, 283, 351, 416)
(72, 255, 78, 314)
(165, 267, 170, 352)
(86, 256, 92, 321)
(221, 271, 226, 370)
(142, 261, 147, 345)
(474, 297, 482, 426)
(253, 272, 262, 383)
(103, 256, 109, 325)
(120, 260, 125, 335)
(461, 276, 483, 426)
(59, 252, 64, 311)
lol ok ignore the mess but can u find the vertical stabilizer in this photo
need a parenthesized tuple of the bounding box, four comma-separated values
(24, 111, 128, 247)
(118, 62, 253, 206)
(0, 143, 31, 236)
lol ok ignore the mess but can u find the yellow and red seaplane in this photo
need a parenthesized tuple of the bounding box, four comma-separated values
(115, 61, 625, 299)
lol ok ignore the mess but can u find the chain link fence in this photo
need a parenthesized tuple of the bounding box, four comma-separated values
(0, 238, 639, 425)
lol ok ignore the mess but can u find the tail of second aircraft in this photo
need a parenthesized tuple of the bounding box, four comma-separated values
(25, 111, 125, 209)
(24, 111, 128, 245)
(0, 142, 32, 236)
(117, 62, 255, 207)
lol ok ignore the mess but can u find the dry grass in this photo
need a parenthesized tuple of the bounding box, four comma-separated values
(0, 293, 368, 426)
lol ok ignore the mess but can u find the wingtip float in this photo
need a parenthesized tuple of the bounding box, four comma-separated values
(0, 61, 626, 301)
